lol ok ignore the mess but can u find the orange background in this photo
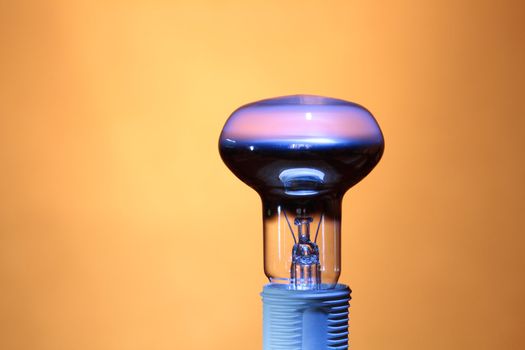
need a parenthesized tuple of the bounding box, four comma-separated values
(1, 1, 524, 349)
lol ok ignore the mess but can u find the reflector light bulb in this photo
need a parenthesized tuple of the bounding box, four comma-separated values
(219, 95, 384, 290)
(219, 95, 384, 350)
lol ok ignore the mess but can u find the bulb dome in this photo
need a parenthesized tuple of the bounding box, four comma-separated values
(219, 95, 384, 198)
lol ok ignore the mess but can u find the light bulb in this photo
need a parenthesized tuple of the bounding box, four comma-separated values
(219, 95, 384, 290)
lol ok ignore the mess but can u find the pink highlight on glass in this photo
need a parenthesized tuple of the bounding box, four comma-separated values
(220, 95, 382, 144)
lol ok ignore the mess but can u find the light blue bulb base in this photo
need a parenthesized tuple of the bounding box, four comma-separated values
(261, 284, 351, 350)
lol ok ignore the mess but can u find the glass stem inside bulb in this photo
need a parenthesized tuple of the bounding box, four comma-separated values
(289, 212, 321, 290)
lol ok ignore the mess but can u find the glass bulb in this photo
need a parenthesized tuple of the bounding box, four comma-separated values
(219, 95, 384, 289)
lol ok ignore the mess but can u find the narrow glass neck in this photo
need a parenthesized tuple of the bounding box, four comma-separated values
(261, 194, 343, 290)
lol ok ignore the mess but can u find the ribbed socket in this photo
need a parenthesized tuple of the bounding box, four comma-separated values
(261, 284, 351, 350)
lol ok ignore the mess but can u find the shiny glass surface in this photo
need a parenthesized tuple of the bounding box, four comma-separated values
(219, 95, 384, 289)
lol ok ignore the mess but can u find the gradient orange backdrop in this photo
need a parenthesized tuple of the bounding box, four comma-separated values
(1, 1, 524, 350)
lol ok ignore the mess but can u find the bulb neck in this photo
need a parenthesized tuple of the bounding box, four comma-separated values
(262, 195, 343, 290)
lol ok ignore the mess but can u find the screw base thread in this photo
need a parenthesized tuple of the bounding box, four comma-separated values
(261, 284, 351, 350)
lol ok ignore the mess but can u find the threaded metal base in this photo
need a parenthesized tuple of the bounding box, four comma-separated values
(261, 284, 351, 350)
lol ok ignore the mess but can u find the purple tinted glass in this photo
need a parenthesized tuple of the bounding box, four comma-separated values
(219, 95, 384, 197)
(219, 95, 385, 288)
